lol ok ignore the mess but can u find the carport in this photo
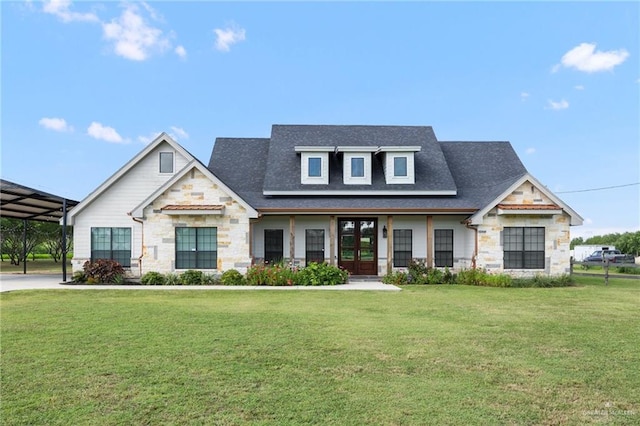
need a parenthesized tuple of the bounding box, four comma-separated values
(0, 179, 79, 281)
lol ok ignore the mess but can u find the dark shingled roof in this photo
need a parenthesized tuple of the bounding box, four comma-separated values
(207, 125, 528, 213)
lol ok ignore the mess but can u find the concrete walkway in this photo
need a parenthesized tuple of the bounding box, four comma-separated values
(0, 273, 401, 293)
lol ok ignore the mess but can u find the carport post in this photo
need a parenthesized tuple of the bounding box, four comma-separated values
(62, 199, 68, 282)
(22, 219, 27, 274)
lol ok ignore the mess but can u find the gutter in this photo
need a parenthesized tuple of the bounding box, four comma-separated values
(463, 219, 478, 269)
(129, 214, 144, 277)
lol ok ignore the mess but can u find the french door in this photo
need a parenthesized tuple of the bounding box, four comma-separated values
(338, 219, 377, 275)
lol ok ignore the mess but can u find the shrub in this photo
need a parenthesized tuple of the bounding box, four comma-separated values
(408, 259, 429, 284)
(201, 273, 220, 284)
(180, 270, 204, 285)
(246, 263, 296, 286)
(512, 274, 574, 288)
(164, 273, 180, 285)
(72, 271, 87, 283)
(381, 270, 408, 285)
(220, 269, 245, 285)
(616, 266, 640, 275)
(442, 267, 455, 284)
(141, 271, 166, 285)
(294, 262, 348, 286)
(82, 259, 125, 284)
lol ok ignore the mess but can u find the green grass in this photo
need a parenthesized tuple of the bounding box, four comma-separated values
(2, 277, 639, 425)
(0, 257, 71, 274)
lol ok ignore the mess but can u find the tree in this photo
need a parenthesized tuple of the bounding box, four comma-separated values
(0, 218, 40, 265)
(616, 231, 640, 256)
(41, 224, 73, 262)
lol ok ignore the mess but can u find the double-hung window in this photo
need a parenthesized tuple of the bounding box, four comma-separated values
(91, 227, 131, 267)
(434, 229, 453, 267)
(175, 227, 217, 269)
(503, 227, 545, 269)
(393, 229, 413, 267)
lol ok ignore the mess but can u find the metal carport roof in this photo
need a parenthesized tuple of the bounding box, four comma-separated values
(1, 179, 79, 280)
(0, 179, 79, 222)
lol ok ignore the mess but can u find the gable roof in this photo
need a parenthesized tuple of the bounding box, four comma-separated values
(467, 173, 583, 226)
(129, 160, 259, 219)
(208, 126, 537, 214)
(67, 132, 193, 223)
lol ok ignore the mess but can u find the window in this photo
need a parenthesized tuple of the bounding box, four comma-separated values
(308, 157, 322, 177)
(264, 229, 284, 264)
(305, 229, 325, 265)
(504, 227, 545, 269)
(393, 229, 412, 267)
(351, 157, 365, 177)
(394, 157, 407, 177)
(175, 227, 217, 269)
(159, 152, 174, 173)
(91, 227, 131, 267)
(434, 229, 453, 267)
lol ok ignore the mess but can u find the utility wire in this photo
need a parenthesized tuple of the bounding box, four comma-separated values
(556, 182, 640, 194)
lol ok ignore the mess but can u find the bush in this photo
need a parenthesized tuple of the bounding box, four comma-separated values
(512, 274, 574, 288)
(72, 271, 87, 283)
(201, 273, 220, 284)
(616, 266, 640, 275)
(294, 262, 348, 286)
(165, 273, 180, 285)
(246, 263, 296, 286)
(82, 259, 125, 284)
(180, 270, 204, 285)
(381, 270, 408, 285)
(220, 269, 245, 285)
(141, 271, 166, 285)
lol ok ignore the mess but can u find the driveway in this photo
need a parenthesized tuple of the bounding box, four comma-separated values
(0, 273, 400, 293)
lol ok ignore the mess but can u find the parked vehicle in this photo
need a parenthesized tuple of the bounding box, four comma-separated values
(584, 249, 634, 263)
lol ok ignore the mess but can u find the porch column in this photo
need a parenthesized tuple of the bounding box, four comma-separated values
(426, 215, 433, 267)
(329, 216, 336, 265)
(289, 215, 295, 265)
(386, 215, 393, 273)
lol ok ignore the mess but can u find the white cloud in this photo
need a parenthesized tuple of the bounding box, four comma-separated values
(555, 42, 629, 73)
(574, 85, 585, 90)
(525, 147, 536, 155)
(102, 3, 170, 61)
(170, 126, 189, 140)
(42, 0, 99, 23)
(39, 117, 73, 132)
(87, 122, 125, 143)
(175, 45, 187, 59)
(546, 99, 569, 110)
(214, 23, 246, 52)
(138, 131, 162, 145)
(520, 92, 530, 101)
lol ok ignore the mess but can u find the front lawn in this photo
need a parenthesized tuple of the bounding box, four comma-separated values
(1, 276, 638, 425)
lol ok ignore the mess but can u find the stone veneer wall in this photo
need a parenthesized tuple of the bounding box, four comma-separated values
(475, 181, 572, 277)
(140, 169, 252, 275)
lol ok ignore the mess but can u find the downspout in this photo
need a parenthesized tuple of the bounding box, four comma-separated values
(130, 215, 144, 277)
(464, 219, 478, 269)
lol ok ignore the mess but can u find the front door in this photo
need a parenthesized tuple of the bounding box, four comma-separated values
(338, 219, 377, 276)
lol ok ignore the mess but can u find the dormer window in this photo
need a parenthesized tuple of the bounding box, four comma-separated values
(351, 157, 365, 177)
(159, 152, 174, 174)
(308, 157, 322, 177)
(379, 146, 420, 184)
(295, 146, 332, 185)
(337, 146, 376, 185)
(394, 157, 407, 177)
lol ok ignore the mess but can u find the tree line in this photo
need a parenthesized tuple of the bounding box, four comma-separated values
(0, 218, 72, 265)
(570, 231, 640, 256)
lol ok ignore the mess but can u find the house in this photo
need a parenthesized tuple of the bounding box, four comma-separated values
(67, 125, 582, 278)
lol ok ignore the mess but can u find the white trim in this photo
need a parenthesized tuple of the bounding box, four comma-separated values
(468, 173, 583, 226)
(130, 161, 259, 219)
(336, 146, 379, 153)
(377, 146, 422, 153)
(294, 146, 334, 152)
(384, 152, 415, 184)
(158, 151, 175, 174)
(67, 132, 192, 224)
(343, 152, 372, 185)
(301, 152, 329, 185)
(262, 189, 457, 196)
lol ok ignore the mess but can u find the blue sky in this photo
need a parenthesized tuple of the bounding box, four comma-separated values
(2, 1, 638, 240)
